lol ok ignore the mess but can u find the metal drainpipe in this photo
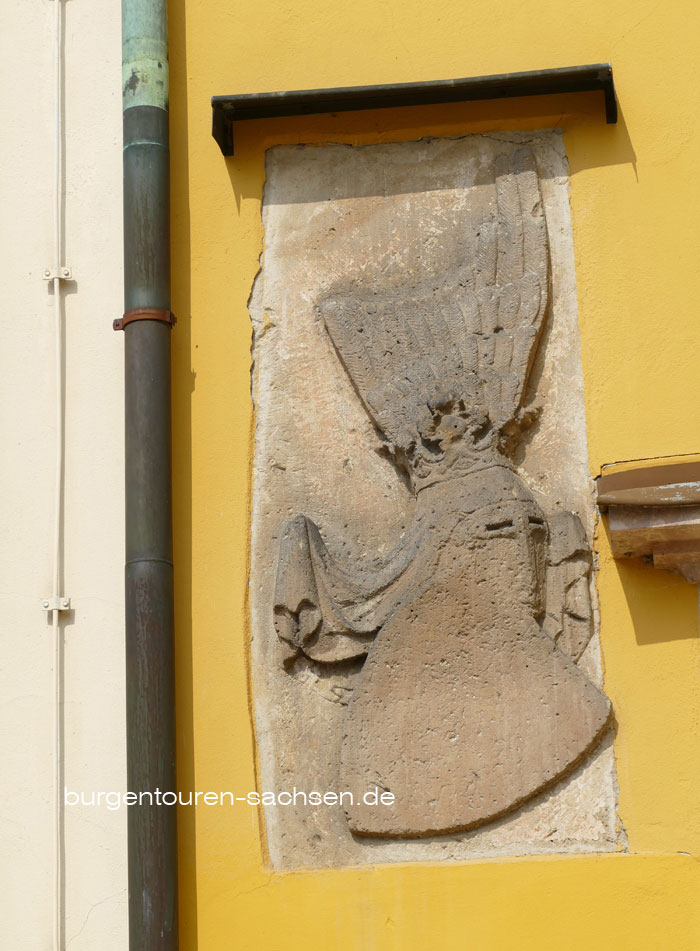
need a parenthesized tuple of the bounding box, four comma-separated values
(120, 0, 178, 947)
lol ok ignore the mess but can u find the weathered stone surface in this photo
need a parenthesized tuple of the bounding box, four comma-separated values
(340, 471, 610, 837)
(250, 133, 622, 867)
(599, 460, 700, 583)
(544, 511, 595, 662)
(608, 503, 700, 583)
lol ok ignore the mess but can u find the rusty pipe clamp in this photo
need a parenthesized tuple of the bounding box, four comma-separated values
(113, 307, 177, 331)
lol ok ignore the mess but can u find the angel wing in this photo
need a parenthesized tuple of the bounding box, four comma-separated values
(319, 147, 549, 454)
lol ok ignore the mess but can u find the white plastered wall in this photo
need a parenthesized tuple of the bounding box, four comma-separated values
(0, 0, 127, 947)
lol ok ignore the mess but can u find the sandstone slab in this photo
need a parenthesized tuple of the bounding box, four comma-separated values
(249, 132, 622, 868)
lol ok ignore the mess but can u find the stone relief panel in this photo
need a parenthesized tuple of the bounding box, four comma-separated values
(249, 133, 624, 868)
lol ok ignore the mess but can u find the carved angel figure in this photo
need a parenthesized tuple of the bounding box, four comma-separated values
(273, 147, 612, 837)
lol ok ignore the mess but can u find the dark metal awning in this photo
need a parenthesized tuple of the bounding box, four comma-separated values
(211, 63, 617, 156)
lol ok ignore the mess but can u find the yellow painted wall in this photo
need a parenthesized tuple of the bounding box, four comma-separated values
(169, 0, 700, 946)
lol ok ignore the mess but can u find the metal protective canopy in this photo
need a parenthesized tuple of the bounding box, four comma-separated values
(211, 63, 617, 156)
